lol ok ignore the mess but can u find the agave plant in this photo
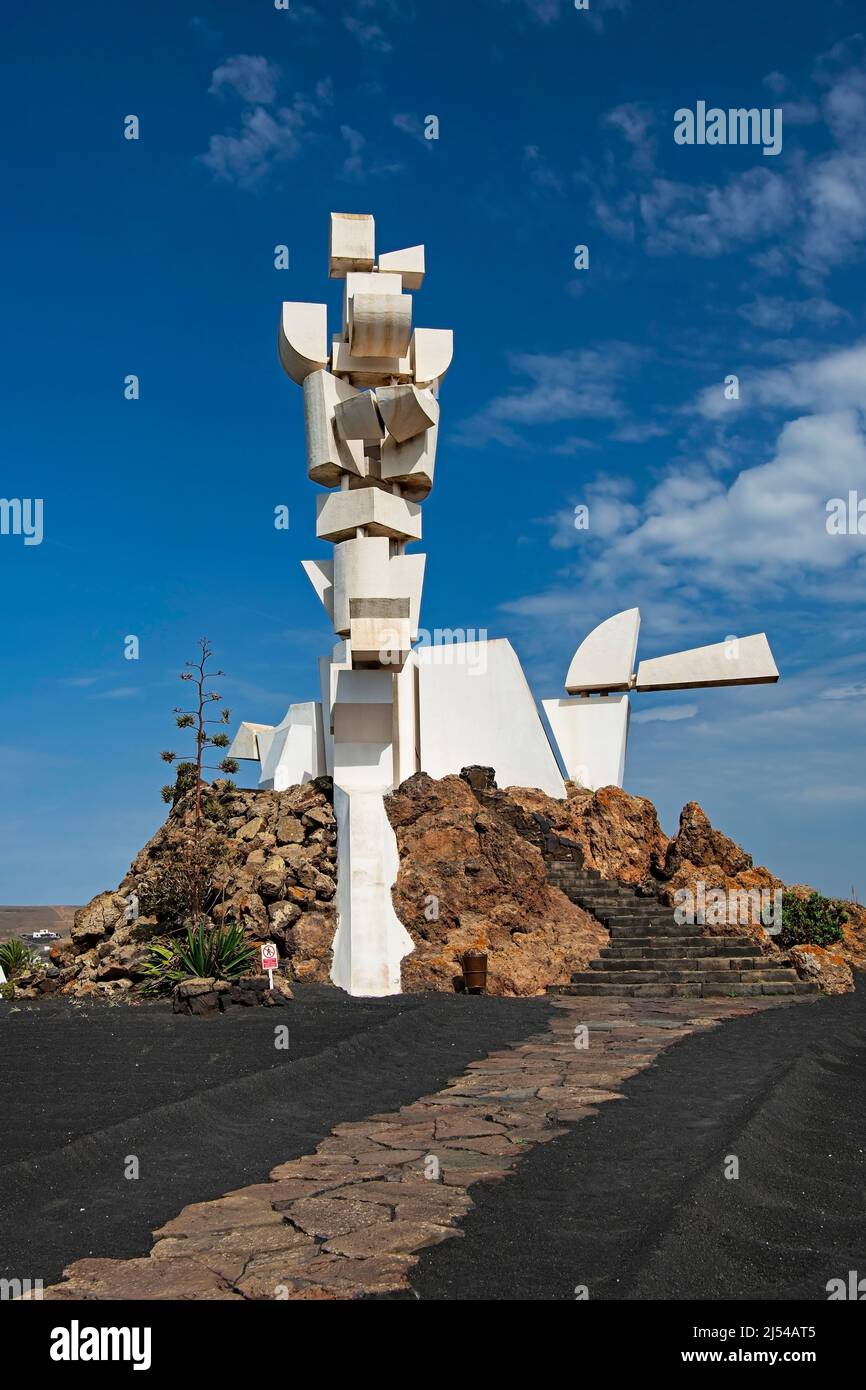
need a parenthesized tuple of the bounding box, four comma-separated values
(0, 937, 37, 979)
(142, 921, 255, 991)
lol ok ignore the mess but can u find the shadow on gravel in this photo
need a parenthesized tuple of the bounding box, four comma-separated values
(0, 987, 549, 1286)
(409, 985, 866, 1301)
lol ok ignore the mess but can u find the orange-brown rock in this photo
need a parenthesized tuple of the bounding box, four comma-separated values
(385, 772, 605, 996)
(505, 783, 667, 884)
(789, 944, 854, 995)
(654, 801, 782, 943)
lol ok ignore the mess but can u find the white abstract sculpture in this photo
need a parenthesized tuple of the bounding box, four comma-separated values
(233, 214, 467, 995)
(231, 214, 780, 997)
(544, 610, 779, 791)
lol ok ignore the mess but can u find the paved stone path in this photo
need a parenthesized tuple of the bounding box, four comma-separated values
(39, 993, 813, 1301)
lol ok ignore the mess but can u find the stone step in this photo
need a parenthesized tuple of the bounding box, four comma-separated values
(577, 901, 672, 914)
(573, 969, 799, 986)
(603, 939, 763, 957)
(591, 956, 776, 972)
(608, 925, 704, 939)
(546, 869, 597, 880)
(605, 935, 765, 951)
(552, 980, 818, 998)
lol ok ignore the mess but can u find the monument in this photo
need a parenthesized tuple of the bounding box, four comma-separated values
(231, 213, 780, 997)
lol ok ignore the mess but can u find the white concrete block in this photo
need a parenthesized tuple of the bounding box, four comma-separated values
(565, 608, 641, 694)
(330, 786, 414, 996)
(303, 370, 366, 486)
(389, 552, 426, 643)
(378, 245, 425, 290)
(394, 650, 420, 785)
(331, 335, 413, 386)
(278, 302, 330, 385)
(259, 702, 326, 791)
(411, 327, 454, 386)
(381, 417, 438, 500)
(342, 271, 403, 337)
(349, 292, 412, 359)
(635, 633, 779, 691)
(316, 487, 422, 544)
(349, 597, 411, 669)
(416, 638, 566, 798)
(229, 722, 276, 761)
(543, 695, 630, 792)
(334, 391, 384, 443)
(329, 212, 375, 278)
(332, 668, 395, 789)
(376, 384, 439, 443)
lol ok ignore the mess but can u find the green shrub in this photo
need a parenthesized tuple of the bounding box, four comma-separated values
(137, 830, 230, 933)
(142, 921, 255, 992)
(777, 892, 847, 950)
(0, 937, 37, 979)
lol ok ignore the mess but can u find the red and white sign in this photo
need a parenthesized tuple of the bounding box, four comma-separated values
(260, 942, 279, 973)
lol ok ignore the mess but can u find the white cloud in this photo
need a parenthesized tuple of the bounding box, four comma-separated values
(200, 78, 333, 187)
(454, 345, 641, 447)
(604, 102, 656, 172)
(344, 14, 392, 52)
(737, 295, 847, 332)
(694, 341, 866, 420)
(587, 50, 866, 281)
(339, 123, 403, 181)
(209, 55, 280, 105)
(632, 703, 698, 724)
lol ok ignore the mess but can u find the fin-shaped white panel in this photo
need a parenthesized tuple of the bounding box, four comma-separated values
(565, 608, 641, 694)
(635, 633, 779, 692)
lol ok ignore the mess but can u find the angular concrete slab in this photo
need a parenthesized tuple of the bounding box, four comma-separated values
(376, 384, 439, 443)
(635, 633, 779, 692)
(378, 245, 426, 289)
(316, 488, 422, 544)
(303, 370, 366, 486)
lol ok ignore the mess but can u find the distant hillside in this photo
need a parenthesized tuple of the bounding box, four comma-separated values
(0, 906, 78, 941)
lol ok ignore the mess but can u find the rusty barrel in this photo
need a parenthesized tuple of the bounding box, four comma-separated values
(462, 950, 488, 994)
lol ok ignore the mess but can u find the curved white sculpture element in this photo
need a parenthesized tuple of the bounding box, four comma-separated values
(565, 607, 641, 694)
(278, 302, 330, 384)
(411, 327, 454, 386)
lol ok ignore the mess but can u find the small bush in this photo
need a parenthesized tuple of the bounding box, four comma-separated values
(0, 937, 38, 979)
(777, 891, 847, 950)
(138, 830, 230, 933)
(142, 922, 255, 992)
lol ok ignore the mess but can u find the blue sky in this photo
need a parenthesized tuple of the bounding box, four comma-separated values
(2, 0, 865, 903)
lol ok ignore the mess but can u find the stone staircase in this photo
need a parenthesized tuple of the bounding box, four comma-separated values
(546, 861, 817, 999)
